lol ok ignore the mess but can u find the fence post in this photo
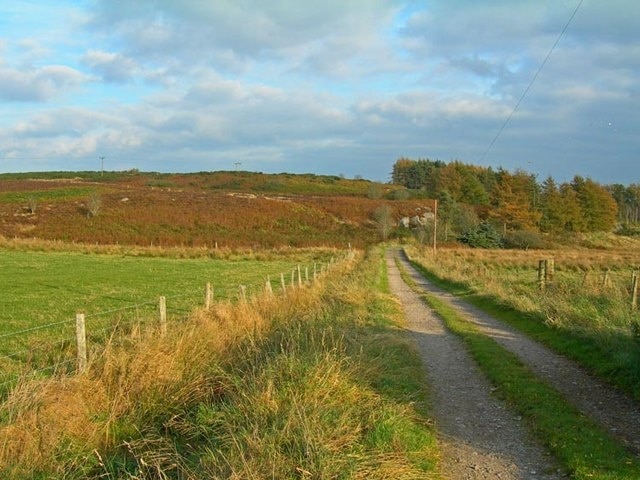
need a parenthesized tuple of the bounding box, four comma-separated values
(298, 265, 302, 287)
(75, 313, 87, 373)
(281, 273, 287, 294)
(239, 285, 247, 303)
(158, 296, 167, 336)
(603, 269, 611, 288)
(632, 271, 638, 311)
(205, 282, 213, 310)
(538, 260, 546, 291)
(546, 258, 555, 284)
(266, 276, 273, 296)
(291, 269, 295, 288)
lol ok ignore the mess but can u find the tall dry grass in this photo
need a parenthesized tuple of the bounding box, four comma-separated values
(406, 242, 640, 398)
(0, 250, 438, 479)
(406, 244, 640, 334)
(0, 234, 341, 261)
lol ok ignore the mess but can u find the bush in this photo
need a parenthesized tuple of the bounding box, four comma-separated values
(458, 222, 503, 248)
(86, 191, 102, 218)
(616, 224, 640, 237)
(388, 189, 410, 200)
(503, 230, 549, 250)
(367, 184, 384, 199)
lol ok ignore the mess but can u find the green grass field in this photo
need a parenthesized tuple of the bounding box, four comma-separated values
(0, 248, 329, 380)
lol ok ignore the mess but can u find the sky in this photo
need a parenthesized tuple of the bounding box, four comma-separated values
(0, 0, 638, 185)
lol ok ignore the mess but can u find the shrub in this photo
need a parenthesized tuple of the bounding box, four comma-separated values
(388, 189, 410, 200)
(616, 224, 640, 237)
(503, 230, 549, 250)
(86, 191, 102, 218)
(367, 184, 384, 199)
(458, 221, 503, 248)
(373, 205, 394, 241)
(26, 196, 37, 214)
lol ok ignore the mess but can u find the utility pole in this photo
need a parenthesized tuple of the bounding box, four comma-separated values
(234, 162, 242, 171)
(432, 199, 438, 255)
(99, 156, 105, 177)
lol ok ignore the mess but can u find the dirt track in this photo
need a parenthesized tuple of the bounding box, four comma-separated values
(386, 249, 563, 479)
(393, 248, 640, 456)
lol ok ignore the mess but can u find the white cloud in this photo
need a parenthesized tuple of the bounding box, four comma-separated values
(0, 1, 639, 184)
(0, 64, 89, 102)
(81, 49, 139, 83)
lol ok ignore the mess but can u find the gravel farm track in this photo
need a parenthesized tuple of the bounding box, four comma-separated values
(387, 248, 640, 479)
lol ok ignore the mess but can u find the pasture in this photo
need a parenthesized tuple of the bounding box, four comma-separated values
(0, 246, 331, 382)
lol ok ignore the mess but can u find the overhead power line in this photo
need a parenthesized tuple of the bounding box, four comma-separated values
(478, 0, 585, 164)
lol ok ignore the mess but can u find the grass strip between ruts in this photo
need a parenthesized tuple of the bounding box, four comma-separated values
(395, 256, 640, 480)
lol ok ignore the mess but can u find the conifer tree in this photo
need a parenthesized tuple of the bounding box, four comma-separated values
(571, 176, 618, 231)
(540, 176, 565, 233)
(489, 170, 541, 230)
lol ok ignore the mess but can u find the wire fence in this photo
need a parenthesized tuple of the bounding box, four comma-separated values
(0, 255, 349, 399)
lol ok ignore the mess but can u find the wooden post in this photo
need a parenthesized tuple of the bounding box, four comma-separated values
(546, 258, 555, 284)
(603, 269, 611, 288)
(239, 285, 247, 302)
(538, 260, 546, 291)
(266, 276, 273, 296)
(75, 313, 87, 373)
(297, 265, 302, 287)
(305, 266, 309, 283)
(215, 241, 218, 250)
(159, 296, 167, 336)
(433, 198, 438, 255)
(291, 269, 295, 288)
(205, 282, 213, 310)
(632, 271, 638, 310)
(281, 273, 286, 294)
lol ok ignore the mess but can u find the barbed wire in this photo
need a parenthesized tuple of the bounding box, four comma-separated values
(0, 318, 75, 341)
(0, 258, 342, 399)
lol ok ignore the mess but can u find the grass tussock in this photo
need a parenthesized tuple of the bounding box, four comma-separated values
(0, 249, 438, 479)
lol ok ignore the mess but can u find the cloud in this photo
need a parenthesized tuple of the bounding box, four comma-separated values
(81, 49, 139, 83)
(1, 1, 639, 184)
(0, 64, 88, 102)
(84, 0, 402, 80)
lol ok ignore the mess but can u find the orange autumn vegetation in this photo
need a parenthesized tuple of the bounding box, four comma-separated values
(0, 171, 434, 248)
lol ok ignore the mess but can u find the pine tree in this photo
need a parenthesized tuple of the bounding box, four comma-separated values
(539, 176, 564, 233)
(571, 176, 618, 231)
(559, 183, 584, 232)
(489, 170, 541, 230)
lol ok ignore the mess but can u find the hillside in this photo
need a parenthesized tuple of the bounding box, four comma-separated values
(0, 171, 431, 248)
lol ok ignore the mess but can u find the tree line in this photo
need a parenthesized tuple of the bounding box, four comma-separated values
(391, 158, 639, 239)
